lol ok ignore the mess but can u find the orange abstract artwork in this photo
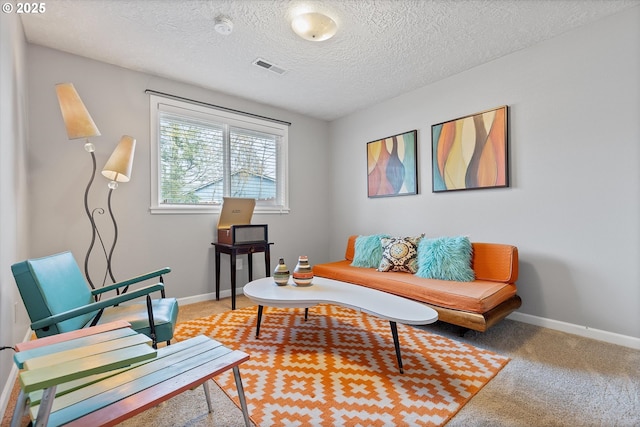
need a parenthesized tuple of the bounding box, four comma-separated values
(367, 130, 418, 197)
(432, 106, 508, 192)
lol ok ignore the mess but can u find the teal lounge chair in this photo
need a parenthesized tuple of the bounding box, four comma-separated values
(11, 251, 178, 348)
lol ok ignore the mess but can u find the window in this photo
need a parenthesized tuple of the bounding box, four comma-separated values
(149, 94, 289, 214)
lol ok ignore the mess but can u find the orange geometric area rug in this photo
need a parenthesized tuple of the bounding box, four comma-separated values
(174, 304, 509, 426)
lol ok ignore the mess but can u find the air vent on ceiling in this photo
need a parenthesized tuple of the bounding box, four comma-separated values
(253, 58, 287, 75)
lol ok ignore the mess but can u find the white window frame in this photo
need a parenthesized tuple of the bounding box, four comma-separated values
(149, 94, 289, 214)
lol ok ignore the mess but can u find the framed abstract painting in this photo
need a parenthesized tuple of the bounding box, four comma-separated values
(367, 130, 418, 198)
(431, 105, 509, 192)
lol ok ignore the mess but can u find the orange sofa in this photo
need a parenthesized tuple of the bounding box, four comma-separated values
(313, 235, 521, 333)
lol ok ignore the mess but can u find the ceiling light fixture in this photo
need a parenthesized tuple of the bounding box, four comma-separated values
(291, 12, 337, 42)
(214, 15, 233, 35)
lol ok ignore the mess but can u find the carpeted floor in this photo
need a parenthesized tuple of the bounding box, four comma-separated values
(4, 296, 640, 426)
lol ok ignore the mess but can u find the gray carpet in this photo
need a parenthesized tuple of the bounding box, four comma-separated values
(120, 319, 640, 427)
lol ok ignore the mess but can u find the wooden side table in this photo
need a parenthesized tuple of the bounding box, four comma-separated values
(212, 241, 273, 310)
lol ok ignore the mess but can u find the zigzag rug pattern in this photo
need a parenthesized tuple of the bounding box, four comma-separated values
(174, 304, 509, 426)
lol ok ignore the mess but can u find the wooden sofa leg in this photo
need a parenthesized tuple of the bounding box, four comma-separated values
(458, 327, 470, 337)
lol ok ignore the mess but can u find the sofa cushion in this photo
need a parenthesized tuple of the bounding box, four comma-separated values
(313, 260, 517, 314)
(416, 236, 475, 282)
(351, 234, 390, 268)
(472, 243, 519, 282)
(378, 236, 420, 273)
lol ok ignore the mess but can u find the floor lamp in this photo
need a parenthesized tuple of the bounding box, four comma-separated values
(101, 135, 136, 290)
(55, 83, 101, 289)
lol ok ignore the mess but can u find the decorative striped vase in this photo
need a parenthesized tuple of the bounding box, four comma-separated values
(292, 256, 314, 286)
(273, 258, 290, 286)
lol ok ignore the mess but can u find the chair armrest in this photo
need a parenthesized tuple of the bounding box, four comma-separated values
(92, 267, 171, 296)
(31, 283, 165, 331)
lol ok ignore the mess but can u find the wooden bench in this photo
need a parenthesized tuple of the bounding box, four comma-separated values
(11, 321, 252, 427)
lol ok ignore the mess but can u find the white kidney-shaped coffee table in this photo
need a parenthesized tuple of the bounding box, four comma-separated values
(243, 276, 438, 373)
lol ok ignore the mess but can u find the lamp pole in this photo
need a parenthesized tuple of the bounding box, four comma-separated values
(101, 135, 137, 293)
(83, 143, 99, 289)
(55, 83, 102, 289)
(106, 185, 118, 285)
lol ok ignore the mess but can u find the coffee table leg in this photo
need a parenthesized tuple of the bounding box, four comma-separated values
(255, 305, 263, 338)
(389, 321, 404, 374)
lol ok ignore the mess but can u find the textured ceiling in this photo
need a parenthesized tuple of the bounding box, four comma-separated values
(20, 0, 640, 121)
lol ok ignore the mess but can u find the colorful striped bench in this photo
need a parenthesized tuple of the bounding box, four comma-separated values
(11, 321, 251, 427)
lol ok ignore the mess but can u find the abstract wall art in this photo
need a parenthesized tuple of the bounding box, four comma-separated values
(367, 130, 418, 198)
(432, 106, 509, 192)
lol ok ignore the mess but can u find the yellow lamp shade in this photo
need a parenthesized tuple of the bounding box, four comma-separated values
(102, 136, 136, 183)
(55, 83, 101, 140)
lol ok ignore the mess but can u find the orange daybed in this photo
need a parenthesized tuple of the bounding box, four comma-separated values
(313, 235, 521, 333)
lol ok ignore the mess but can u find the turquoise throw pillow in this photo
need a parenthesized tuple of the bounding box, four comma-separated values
(351, 234, 390, 268)
(416, 236, 475, 282)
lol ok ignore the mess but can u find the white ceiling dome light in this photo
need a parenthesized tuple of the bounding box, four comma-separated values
(291, 12, 337, 42)
(214, 15, 233, 35)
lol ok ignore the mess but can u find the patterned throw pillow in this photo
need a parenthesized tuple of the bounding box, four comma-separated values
(415, 236, 475, 282)
(351, 234, 391, 268)
(378, 236, 421, 273)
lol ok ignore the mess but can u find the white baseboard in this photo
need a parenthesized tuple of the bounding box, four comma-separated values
(0, 328, 32, 422)
(0, 361, 18, 422)
(176, 287, 244, 306)
(508, 312, 640, 350)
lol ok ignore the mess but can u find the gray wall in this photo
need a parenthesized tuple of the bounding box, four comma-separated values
(25, 46, 331, 301)
(328, 7, 640, 340)
(0, 11, 30, 413)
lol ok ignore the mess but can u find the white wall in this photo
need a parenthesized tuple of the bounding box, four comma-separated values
(0, 10, 30, 416)
(328, 7, 640, 340)
(26, 46, 331, 301)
